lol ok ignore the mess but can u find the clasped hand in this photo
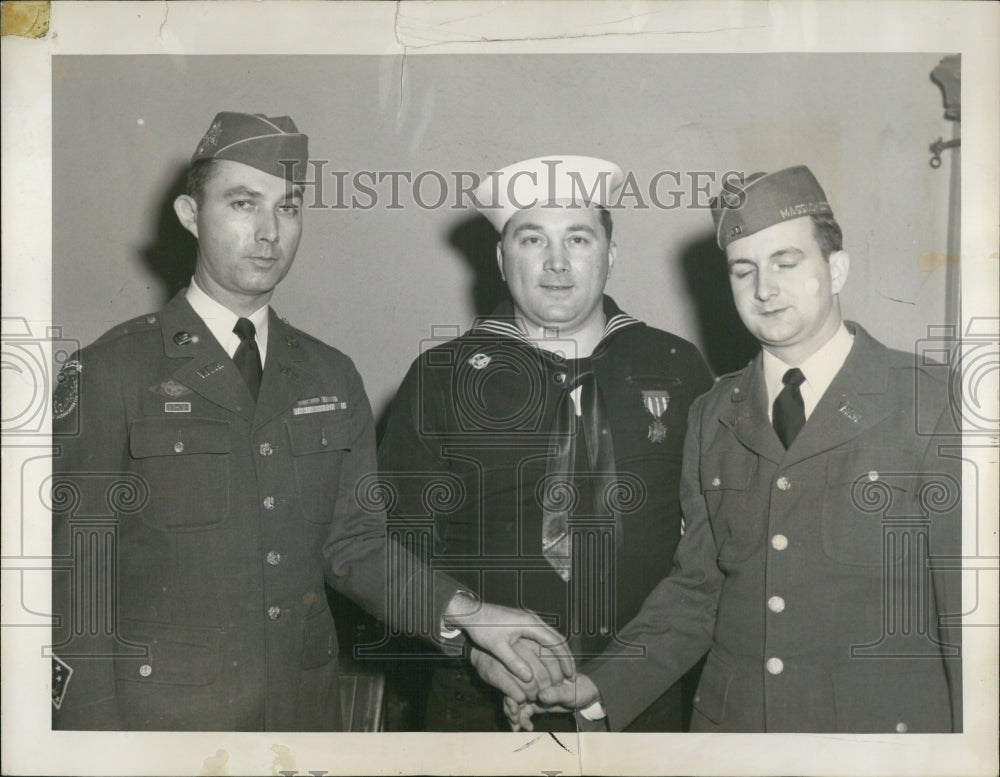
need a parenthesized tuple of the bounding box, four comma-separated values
(469, 638, 600, 731)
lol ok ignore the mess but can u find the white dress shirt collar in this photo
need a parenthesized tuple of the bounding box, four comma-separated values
(762, 323, 854, 421)
(185, 278, 270, 366)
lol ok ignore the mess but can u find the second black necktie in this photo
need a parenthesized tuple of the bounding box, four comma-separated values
(772, 367, 806, 448)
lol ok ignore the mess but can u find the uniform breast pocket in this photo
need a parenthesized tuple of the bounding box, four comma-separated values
(821, 449, 909, 566)
(286, 413, 353, 524)
(701, 452, 760, 563)
(128, 418, 231, 531)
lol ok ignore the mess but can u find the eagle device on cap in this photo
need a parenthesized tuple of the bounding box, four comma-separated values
(191, 111, 309, 181)
(473, 155, 625, 232)
(711, 165, 834, 249)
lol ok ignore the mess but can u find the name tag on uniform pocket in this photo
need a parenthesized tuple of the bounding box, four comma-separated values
(164, 402, 192, 413)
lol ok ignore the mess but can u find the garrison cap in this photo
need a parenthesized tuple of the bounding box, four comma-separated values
(711, 165, 834, 249)
(191, 112, 308, 181)
(474, 155, 624, 232)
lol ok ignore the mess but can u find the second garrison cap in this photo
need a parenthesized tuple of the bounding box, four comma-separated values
(191, 112, 308, 181)
(473, 155, 624, 232)
(711, 165, 833, 249)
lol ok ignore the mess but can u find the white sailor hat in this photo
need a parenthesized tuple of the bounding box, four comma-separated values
(473, 155, 624, 232)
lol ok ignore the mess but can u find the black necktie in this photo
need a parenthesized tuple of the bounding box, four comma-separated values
(541, 369, 619, 583)
(232, 317, 262, 401)
(541, 375, 580, 583)
(773, 367, 806, 448)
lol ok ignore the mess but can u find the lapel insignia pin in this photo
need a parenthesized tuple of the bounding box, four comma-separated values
(838, 400, 862, 423)
(641, 390, 670, 443)
(286, 336, 299, 348)
(173, 331, 193, 345)
(196, 361, 225, 379)
(468, 353, 491, 370)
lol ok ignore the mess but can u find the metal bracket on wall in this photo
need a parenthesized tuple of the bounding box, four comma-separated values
(929, 137, 961, 169)
(929, 54, 960, 169)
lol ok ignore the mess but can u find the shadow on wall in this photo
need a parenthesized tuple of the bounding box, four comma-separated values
(447, 212, 508, 318)
(374, 212, 508, 443)
(137, 162, 198, 305)
(678, 233, 759, 376)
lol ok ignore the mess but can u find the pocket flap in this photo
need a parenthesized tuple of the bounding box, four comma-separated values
(301, 604, 338, 669)
(285, 413, 352, 455)
(129, 418, 230, 458)
(116, 620, 221, 686)
(701, 456, 755, 492)
(826, 449, 911, 490)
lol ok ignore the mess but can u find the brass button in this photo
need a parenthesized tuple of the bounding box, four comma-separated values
(766, 657, 784, 675)
(711, 477, 721, 487)
(895, 721, 908, 733)
(139, 664, 152, 677)
(173, 441, 185, 453)
(767, 596, 786, 613)
(263, 496, 275, 511)
(776, 476, 790, 491)
(266, 551, 281, 566)
(267, 606, 281, 620)
(259, 442, 273, 456)
(868, 470, 880, 481)
(771, 534, 789, 551)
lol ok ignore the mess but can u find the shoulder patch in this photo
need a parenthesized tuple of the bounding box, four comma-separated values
(52, 655, 73, 709)
(53, 359, 82, 420)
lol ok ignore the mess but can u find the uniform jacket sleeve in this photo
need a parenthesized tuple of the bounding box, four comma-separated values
(584, 395, 722, 730)
(324, 360, 461, 641)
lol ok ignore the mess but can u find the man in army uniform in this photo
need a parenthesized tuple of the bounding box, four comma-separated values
(378, 156, 714, 730)
(518, 165, 963, 733)
(50, 112, 573, 731)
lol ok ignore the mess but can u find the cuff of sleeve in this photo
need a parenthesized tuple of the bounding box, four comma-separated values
(579, 701, 606, 721)
(439, 588, 479, 639)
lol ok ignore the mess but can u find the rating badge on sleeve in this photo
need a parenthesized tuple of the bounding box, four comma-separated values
(642, 390, 670, 443)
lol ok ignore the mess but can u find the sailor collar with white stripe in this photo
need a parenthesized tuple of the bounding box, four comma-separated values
(470, 296, 641, 352)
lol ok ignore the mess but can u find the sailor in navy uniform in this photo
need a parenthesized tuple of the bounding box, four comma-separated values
(379, 156, 713, 730)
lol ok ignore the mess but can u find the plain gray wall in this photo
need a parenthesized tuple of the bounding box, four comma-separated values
(53, 54, 954, 422)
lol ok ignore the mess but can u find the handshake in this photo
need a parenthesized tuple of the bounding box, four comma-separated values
(472, 638, 603, 731)
(443, 595, 603, 731)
